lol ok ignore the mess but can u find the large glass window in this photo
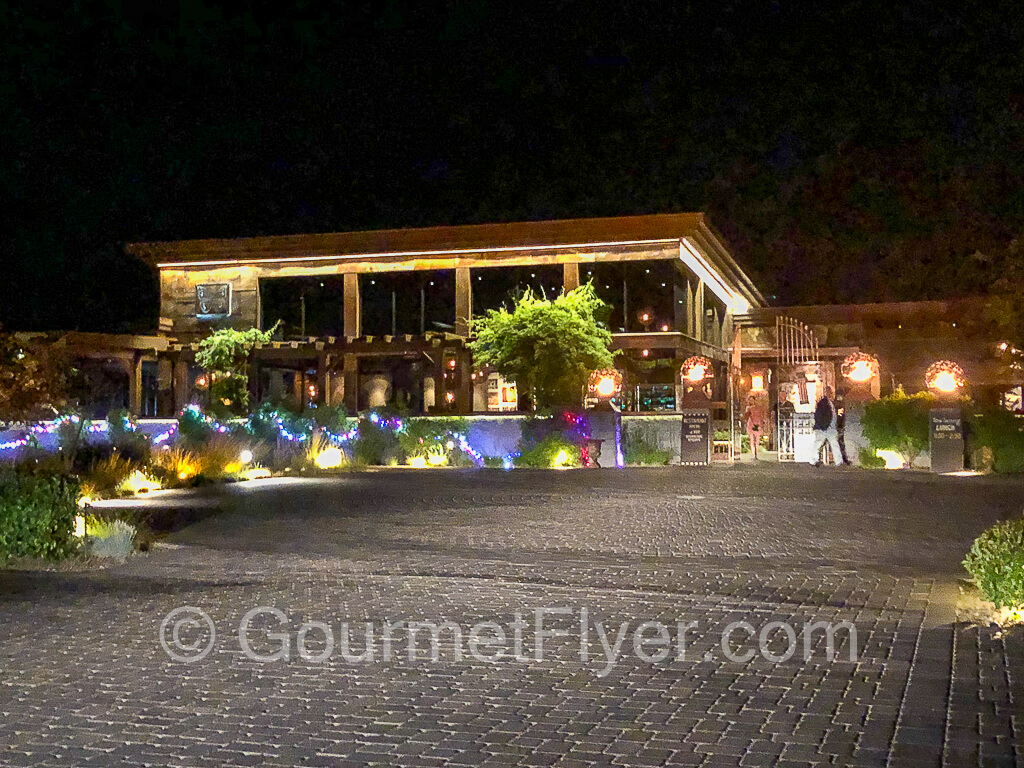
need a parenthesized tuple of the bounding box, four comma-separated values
(260, 276, 345, 337)
(580, 260, 686, 332)
(361, 270, 456, 336)
(471, 265, 563, 316)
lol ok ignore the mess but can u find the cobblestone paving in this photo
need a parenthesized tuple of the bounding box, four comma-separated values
(1, 466, 1022, 766)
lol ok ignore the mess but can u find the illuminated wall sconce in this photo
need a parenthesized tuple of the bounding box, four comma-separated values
(681, 356, 714, 383)
(841, 352, 879, 384)
(588, 369, 623, 399)
(926, 360, 966, 393)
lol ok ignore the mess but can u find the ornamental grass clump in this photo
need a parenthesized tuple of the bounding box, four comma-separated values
(86, 518, 136, 560)
(963, 517, 1024, 615)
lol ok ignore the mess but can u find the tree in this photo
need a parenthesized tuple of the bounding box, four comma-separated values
(195, 324, 278, 415)
(468, 283, 615, 410)
(987, 237, 1024, 383)
(0, 331, 70, 424)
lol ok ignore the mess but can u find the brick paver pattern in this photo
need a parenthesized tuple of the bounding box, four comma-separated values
(1, 466, 1022, 766)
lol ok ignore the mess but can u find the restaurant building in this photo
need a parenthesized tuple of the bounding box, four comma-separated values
(127, 214, 765, 415)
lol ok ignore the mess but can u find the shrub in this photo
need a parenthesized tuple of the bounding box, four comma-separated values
(177, 405, 215, 447)
(515, 433, 583, 468)
(312, 404, 352, 434)
(54, 413, 92, 469)
(858, 447, 887, 469)
(353, 413, 401, 465)
(861, 388, 935, 467)
(967, 409, 1024, 474)
(623, 424, 672, 465)
(0, 472, 80, 560)
(398, 417, 473, 466)
(106, 409, 150, 463)
(963, 517, 1024, 611)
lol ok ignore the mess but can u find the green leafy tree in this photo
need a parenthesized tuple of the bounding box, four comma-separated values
(861, 387, 936, 467)
(195, 324, 278, 415)
(468, 283, 615, 409)
(0, 331, 70, 425)
(987, 237, 1024, 383)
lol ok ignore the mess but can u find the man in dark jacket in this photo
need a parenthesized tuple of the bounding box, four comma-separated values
(810, 386, 843, 466)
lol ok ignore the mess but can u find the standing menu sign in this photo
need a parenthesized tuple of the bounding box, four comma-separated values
(930, 408, 964, 474)
(680, 409, 711, 466)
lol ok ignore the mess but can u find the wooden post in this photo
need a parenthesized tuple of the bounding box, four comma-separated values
(343, 353, 359, 413)
(128, 351, 143, 416)
(343, 273, 361, 338)
(694, 279, 705, 342)
(171, 355, 190, 413)
(247, 359, 260, 407)
(456, 348, 473, 413)
(455, 267, 471, 337)
(563, 262, 580, 292)
(434, 355, 445, 413)
(686, 278, 696, 337)
(317, 352, 332, 407)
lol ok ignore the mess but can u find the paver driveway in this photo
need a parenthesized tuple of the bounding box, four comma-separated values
(2, 465, 1022, 767)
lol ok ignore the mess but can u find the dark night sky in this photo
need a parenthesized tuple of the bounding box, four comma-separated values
(3, 0, 1023, 332)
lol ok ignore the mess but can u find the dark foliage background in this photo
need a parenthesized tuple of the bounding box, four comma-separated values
(3, 0, 1023, 331)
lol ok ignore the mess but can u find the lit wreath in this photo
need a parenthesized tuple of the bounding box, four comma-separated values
(588, 369, 623, 398)
(681, 356, 714, 383)
(925, 360, 966, 393)
(841, 352, 878, 383)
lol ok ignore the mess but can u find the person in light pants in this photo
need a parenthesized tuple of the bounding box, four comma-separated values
(810, 386, 843, 466)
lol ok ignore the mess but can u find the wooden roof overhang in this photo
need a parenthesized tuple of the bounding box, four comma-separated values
(128, 214, 766, 309)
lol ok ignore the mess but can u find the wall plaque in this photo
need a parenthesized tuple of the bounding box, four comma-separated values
(930, 407, 964, 474)
(196, 283, 232, 318)
(679, 408, 711, 466)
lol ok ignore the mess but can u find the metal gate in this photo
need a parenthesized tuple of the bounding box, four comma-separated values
(776, 317, 819, 463)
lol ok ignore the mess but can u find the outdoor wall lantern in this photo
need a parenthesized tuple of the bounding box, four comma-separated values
(195, 374, 209, 390)
(926, 360, 966, 393)
(841, 352, 879, 384)
(681, 356, 714, 383)
(589, 369, 623, 399)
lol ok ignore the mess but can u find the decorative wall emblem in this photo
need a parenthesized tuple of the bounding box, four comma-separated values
(196, 283, 232, 317)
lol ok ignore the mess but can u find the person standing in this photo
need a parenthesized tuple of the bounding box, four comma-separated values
(743, 395, 766, 460)
(834, 390, 853, 465)
(810, 386, 843, 466)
